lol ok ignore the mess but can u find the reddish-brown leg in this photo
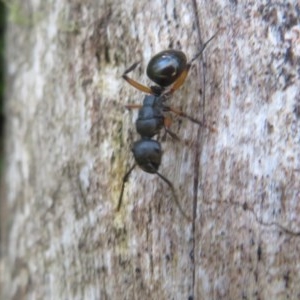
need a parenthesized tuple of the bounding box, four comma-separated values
(167, 31, 219, 95)
(116, 164, 136, 211)
(167, 65, 191, 94)
(122, 62, 153, 94)
(125, 104, 142, 110)
(166, 106, 217, 132)
(163, 116, 180, 140)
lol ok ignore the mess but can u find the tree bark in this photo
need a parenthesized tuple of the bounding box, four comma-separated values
(1, 0, 300, 299)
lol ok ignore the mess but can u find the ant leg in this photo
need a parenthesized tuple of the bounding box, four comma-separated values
(116, 164, 136, 211)
(123, 62, 153, 94)
(165, 106, 217, 132)
(167, 31, 219, 95)
(167, 65, 191, 94)
(125, 104, 142, 110)
(164, 128, 180, 141)
(123, 61, 140, 74)
(189, 31, 219, 64)
(166, 106, 202, 124)
(155, 171, 192, 221)
(163, 116, 180, 140)
(164, 115, 172, 128)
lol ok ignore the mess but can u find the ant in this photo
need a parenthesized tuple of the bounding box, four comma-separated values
(117, 33, 218, 220)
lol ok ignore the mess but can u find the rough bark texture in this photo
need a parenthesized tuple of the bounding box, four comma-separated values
(1, 0, 300, 299)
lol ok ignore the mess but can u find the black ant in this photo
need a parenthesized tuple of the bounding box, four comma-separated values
(117, 33, 218, 220)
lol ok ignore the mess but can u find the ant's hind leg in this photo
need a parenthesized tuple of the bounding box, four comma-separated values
(167, 65, 191, 95)
(167, 31, 220, 95)
(189, 31, 219, 64)
(123, 61, 141, 75)
(122, 62, 153, 94)
(124, 104, 142, 110)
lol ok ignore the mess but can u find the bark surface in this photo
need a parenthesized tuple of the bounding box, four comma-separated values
(1, 1, 300, 299)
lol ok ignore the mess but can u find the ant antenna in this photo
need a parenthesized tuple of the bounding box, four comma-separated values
(116, 164, 136, 211)
(155, 171, 192, 221)
(190, 31, 219, 64)
(117, 162, 191, 220)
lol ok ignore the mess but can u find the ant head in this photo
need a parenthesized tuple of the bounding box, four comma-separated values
(132, 139, 162, 173)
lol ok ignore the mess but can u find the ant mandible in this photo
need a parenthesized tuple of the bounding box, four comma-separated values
(117, 33, 218, 220)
